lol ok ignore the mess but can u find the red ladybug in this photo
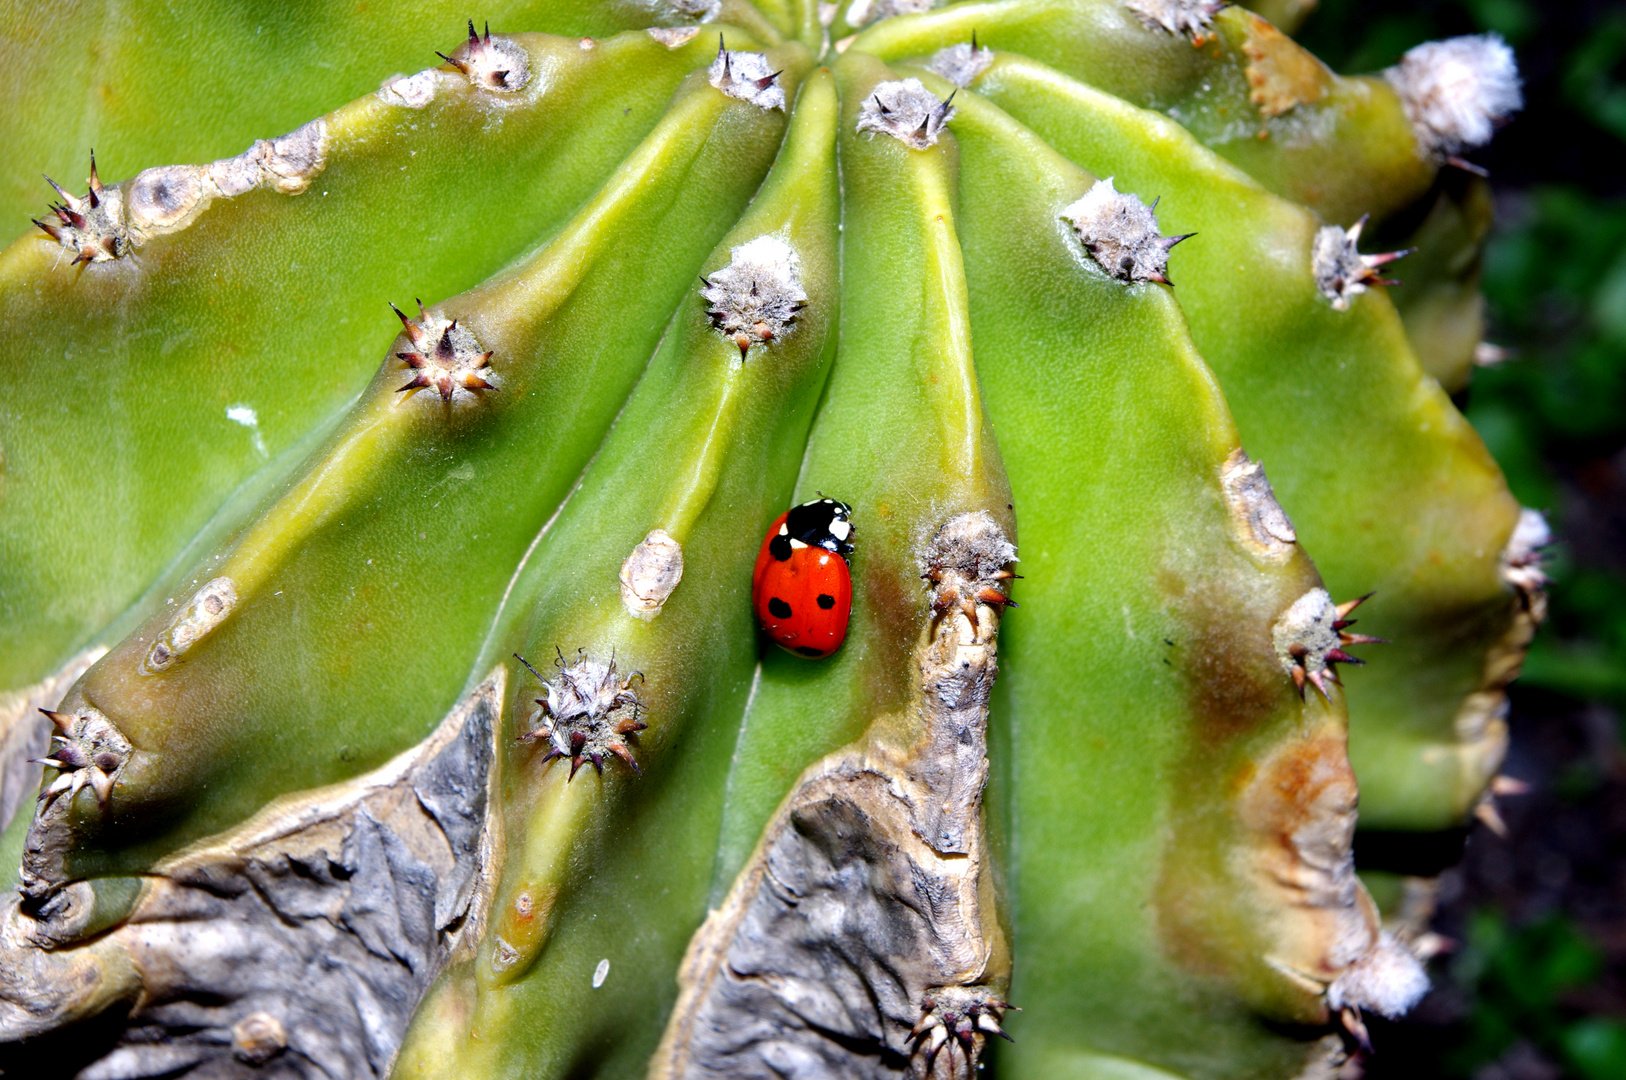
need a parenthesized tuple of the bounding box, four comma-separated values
(752, 498, 854, 658)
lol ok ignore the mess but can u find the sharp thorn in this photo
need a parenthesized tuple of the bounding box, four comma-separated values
(32, 219, 61, 241)
(43, 175, 79, 212)
(1325, 648, 1364, 665)
(89, 767, 114, 807)
(1340, 1007, 1372, 1052)
(1490, 775, 1530, 797)
(1348, 213, 1368, 241)
(88, 150, 103, 193)
(1336, 592, 1374, 618)
(40, 709, 76, 733)
(1445, 155, 1490, 177)
(1474, 799, 1509, 837)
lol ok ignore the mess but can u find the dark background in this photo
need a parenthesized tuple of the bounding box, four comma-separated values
(1294, 0, 1626, 1076)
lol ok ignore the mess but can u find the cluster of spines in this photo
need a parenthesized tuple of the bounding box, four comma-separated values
(909, 987, 1016, 1077)
(32, 152, 126, 264)
(515, 651, 647, 779)
(1288, 592, 1383, 699)
(920, 513, 1019, 630)
(31, 708, 128, 811)
(391, 300, 496, 402)
(1312, 215, 1412, 311)
(708, 38, 786, 111)
(856, 79, 958, 150)
(436, 20, 527, 91)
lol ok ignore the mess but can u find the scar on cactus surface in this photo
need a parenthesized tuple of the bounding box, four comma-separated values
(0, 4, 1547, 1079)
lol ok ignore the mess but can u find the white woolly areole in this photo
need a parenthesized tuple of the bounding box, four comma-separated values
(521, 652, 646, 777)
(856, 78, 956, 150)
(378, 69, 442, 109)
(1061, 177, 1184, 285)
(845, 0, 935, 28)
(648, 26, 702, 47)
(1311, 219, 1407, 311)
(621, 530, 685, 619)
(1504, 506, 1550, 564)
(1385, 34, 1522, 159)
(1500, 506, 1550, 594)
(701, 235, 808, 357)
(1221, 450, 1297, 553)
(1326, 933, 1430, 1019)
(440, 23, 531, 93)
(708, 47, 786, 111)
(668, 0, 722, 19)
(1273, 588, 1340, 675)
(538, 659, 633, 726)
(926, 42, 994, 88)
(1124, 0, 1226, 39)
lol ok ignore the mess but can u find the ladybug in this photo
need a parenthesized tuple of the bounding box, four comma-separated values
(752, 498, 854, 659)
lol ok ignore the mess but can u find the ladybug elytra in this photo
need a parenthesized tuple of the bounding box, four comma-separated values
(752, 498, 854, 659)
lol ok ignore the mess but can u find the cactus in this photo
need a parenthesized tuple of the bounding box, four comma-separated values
(0, 2, 1542, 1078)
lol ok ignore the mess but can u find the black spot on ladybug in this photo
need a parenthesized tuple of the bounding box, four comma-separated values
(770, 534, 794, 561)
(795, 646, 825, 657)
(817, 594, 836, 610)
(769, 597, 793, 619)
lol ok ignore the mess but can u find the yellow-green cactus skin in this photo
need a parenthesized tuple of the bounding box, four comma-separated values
(0, 2, 1538, 1077)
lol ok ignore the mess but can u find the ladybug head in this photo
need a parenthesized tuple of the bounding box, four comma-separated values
(785, 498, 854, 558)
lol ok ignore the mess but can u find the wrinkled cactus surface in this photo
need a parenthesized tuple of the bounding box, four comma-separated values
(0, 1, 1544, 1077)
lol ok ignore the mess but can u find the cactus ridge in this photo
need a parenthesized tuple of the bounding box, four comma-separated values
(0, 4, 1543, 1079)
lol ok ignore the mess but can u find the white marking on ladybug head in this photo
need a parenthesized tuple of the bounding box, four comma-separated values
(828, 519, 851, 542)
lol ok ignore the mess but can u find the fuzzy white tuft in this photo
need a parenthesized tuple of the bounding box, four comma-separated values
(856, 78, 956, 149)
(1061, 177, 1188, 285)
(926, 41, 994, 88)
(1124, 0, 1226, 39)
(708, 45, 786, 111)
(1327, 933, 1430, 1019)
(700, 235, 808, 358)
(845, 0, 935, 28)
(1311, 218, 1409, 311)
(1385, 34, 1522, 159)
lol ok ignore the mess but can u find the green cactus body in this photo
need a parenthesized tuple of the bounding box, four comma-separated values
(915, 52, 1531, 831)
(946, 82, 1386, 1077)
(0, 3, 1540, 1078)
(0, 26, 762, 693)
(851, 0, 1434, 225)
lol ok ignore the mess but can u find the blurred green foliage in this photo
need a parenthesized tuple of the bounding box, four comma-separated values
(1451, 912, 1626, 1078)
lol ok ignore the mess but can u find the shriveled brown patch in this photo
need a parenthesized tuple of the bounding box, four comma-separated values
(1239, 12, 1331, 117)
